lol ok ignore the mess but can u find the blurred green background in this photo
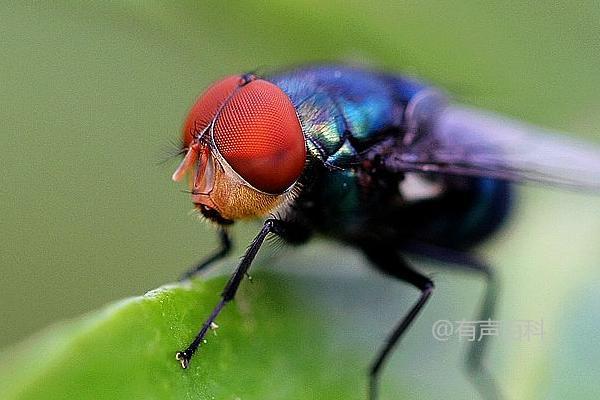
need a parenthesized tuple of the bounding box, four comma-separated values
(2, 1, 600, 399)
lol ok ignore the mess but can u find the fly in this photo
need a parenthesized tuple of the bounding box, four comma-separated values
(171, 65, 600, 400)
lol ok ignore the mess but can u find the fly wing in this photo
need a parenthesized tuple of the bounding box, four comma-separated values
(380, 106, 600, 190)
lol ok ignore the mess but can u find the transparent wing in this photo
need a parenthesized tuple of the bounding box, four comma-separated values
(380, 106, 600, 191)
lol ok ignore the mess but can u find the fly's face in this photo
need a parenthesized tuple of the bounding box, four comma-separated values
(172, 75, 306, 223)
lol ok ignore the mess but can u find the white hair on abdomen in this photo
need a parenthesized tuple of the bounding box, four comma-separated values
(399, 173, 444, 202)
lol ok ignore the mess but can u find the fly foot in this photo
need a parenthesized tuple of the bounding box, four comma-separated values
(175, 350, 191, 369)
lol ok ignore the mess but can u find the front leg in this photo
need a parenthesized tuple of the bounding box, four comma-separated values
(178, 228, 232, 281)
(175, 218, 287, 369)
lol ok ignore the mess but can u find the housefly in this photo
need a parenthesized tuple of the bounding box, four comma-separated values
(171, 65, 600, 399)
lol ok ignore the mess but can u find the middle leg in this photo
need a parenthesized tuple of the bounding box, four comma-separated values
(362, 245, 434, 400)
(401, 241, 502, 400)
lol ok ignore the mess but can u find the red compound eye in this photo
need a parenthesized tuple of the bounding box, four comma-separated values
(182, 75, 241, 146)
(212, 79, 306, 194)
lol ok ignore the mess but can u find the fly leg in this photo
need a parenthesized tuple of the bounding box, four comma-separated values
(362, 246, 434, 400)
(402, 242, 502, 400)
(176, 219, 285, 369)
(178, 228, 232, 281)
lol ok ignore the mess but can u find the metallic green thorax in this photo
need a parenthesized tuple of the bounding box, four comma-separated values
(268, 65, 430, 229)
(269, 65, 425, 169)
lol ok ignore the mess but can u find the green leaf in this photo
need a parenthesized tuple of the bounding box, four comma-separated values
(0, 272, 409, 400)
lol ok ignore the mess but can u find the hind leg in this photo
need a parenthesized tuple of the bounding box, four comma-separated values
(402, 242, 503, 400)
